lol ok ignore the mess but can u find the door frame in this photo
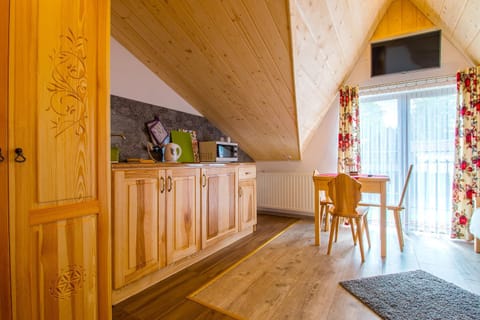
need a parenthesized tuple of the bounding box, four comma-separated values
(0, 0, 12, 319)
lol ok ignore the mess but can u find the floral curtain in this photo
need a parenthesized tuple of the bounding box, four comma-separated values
(451, 66, 480, 240)
(338, 85, 361, 173)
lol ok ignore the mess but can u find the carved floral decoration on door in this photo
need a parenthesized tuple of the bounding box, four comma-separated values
(47, 29, 88, 137)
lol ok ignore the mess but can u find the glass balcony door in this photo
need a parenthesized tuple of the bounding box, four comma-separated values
(360, 86, 456, 235)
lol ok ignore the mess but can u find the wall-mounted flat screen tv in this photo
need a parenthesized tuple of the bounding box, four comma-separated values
(371, 30, 441, 76)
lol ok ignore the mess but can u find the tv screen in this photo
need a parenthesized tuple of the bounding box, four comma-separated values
(371, 30, 441, 76)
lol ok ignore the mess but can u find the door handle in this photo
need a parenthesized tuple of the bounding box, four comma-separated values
(160, 176, 165, 193)
(0, 148, 4, 162)
(167, 176, 172, 192)
(14, 148, 26, 163)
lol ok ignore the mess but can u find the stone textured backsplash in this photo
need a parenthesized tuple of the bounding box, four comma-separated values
(111, 95, 253, 162)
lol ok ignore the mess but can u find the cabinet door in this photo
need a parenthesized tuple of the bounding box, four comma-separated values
(201, 167, 238, 248)
(112, 170, 166, 289)
(8, 1, 110, 319)
(166, 167, 201, 264)
(239, 179, 257, 231)
(238, 165, 257, 231)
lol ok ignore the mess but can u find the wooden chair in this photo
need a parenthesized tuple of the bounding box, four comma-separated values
(327, 173, 370, 262)
(313, 170, 357, 244)
(361, 164, 413, 252)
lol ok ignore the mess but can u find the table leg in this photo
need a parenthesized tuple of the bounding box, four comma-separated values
(314, 186, 320, 246)
(380, 183, 387, 258)
(475, 237, 480, 253)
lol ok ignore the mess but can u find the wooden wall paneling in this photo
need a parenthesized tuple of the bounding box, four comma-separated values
(0, 0, 12, 318)
(371, 0, 435, 41)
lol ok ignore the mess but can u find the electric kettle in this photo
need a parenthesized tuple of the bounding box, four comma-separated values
(164, 143, 182, 162)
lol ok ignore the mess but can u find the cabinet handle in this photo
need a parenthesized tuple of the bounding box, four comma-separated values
(239, 186, 243, 197)
(202, 174, 206, 188)
(14, 148, 26, 163)
(160, 176, 165, 193)
(0, 148, 4, 162)
(167, 176, 172, 192)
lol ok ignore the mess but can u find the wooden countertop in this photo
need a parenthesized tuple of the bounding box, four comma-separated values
(111, 161, 256, 170)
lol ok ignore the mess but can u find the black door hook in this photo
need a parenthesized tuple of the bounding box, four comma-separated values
(14, 148, 26, 163)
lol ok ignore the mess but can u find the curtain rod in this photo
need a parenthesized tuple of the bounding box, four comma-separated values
(359, 74, 456, 94)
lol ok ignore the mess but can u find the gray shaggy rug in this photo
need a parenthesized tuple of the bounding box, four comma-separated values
(340, 270, 480, 320)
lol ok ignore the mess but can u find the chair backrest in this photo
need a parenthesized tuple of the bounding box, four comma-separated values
(396, 164, 413, 207)
(328, 173, 362, 217)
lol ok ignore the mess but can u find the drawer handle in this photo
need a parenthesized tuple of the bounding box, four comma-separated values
(167, 176, 172, 192)
(160, 176, 165, 193)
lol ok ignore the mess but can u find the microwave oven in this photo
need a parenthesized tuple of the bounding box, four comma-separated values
(199, 141, 238, 162)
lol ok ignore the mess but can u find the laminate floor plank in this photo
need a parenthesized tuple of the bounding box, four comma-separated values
(113, 213, 298, 320)
(113, 213, 480, 319)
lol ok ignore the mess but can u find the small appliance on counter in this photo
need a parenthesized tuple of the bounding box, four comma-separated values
(199, 140, 238, 162)
(164, 143, 182, 162)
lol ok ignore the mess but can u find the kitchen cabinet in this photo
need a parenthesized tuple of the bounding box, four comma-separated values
(111, 163, 254, 303)
(112, 169, 166, 289)
(112, 167, 201, 288)
(165, 167, 201, 264)
(3, 1, 110, 319)
(238, 165, 257, 231)
(201, 167, 238, 248)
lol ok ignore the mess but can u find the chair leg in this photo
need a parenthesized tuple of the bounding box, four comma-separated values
(327, 216, 338, 255)
(355, 217, 365, 262)
(349, 218, 357, 245)
(320, 203, 325, 231)
(363, 215, 371, 248)
(324, 208, 330, 231)
(335, 215, 341, 243)
(393, 209, 404, 251)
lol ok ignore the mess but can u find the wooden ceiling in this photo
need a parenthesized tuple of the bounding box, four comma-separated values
(111, 0, 480, 161)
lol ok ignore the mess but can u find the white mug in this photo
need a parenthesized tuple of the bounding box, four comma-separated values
(164, 143, 182, 162)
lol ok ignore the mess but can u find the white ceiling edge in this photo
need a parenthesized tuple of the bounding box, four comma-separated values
(110, 37, 202, 116)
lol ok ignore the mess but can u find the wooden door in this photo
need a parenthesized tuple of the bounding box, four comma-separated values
(8, 1, 110, 319)
(166, 167, 201, 264)
(201, 167, 238, 248)
(112, 169, 166, 289)
(0, 1, 12, 318)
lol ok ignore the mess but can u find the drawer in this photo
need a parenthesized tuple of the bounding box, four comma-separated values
(239, 166, 256, 180)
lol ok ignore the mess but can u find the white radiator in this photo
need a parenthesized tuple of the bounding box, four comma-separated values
(257, 172, 314, 215)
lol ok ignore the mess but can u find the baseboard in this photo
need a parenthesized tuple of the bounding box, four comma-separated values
(258, 208, 313, 220)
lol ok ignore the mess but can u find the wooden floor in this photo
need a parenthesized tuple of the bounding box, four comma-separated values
(112, 212, 480, 320)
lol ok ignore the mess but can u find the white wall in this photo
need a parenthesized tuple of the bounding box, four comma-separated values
(110, 37, 201, 116)
(257, 33, 472, 174)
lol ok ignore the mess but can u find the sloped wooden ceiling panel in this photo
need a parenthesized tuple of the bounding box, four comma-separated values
(290, 0, 390, 151)
(112, 0, 300, 160)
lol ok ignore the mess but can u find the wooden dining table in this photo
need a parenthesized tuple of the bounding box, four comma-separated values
(313, 173, 390, 257)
